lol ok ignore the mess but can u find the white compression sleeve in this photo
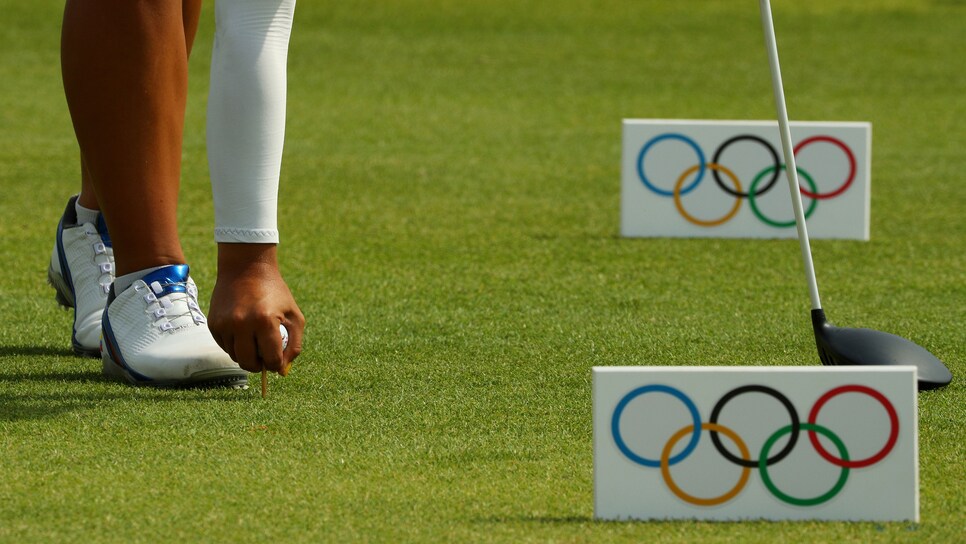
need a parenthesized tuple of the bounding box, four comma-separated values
(207, 0, 296, 243)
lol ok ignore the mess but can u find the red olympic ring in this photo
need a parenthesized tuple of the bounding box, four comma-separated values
(793, 136, 856, 200)
(807, 385, 899, 468)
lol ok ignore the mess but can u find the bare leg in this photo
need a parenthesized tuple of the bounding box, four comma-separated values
(57, 0, 248, 387)
(61, 0, 200, 276)
(74, 0, 200, 215)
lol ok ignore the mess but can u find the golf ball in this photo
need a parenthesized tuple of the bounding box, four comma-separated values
(280, 324, 289, 350)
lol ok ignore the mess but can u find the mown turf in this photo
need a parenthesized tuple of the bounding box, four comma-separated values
(0, 1, 963, 542)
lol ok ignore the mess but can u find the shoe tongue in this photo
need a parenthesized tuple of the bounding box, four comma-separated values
(142, 265, 190, 296)
(95, 214, 112, 247)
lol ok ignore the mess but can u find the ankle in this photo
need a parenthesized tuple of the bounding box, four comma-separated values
(76, 191, 99, 211)
(74, 199, 100, 225)
(114, 265, 169, 294)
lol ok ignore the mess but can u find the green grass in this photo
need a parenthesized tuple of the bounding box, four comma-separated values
(1, 0, 964, 541)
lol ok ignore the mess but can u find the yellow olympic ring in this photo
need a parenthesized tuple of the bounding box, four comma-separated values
(673, 163, 743, 227)
(660, 423, 751, 506)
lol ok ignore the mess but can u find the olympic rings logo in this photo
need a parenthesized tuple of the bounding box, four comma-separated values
(610, 384, 899, 507)
(637, 133, 857, 228)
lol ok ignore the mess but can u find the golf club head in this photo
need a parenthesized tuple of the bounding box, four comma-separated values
(811, 309, 952, 391)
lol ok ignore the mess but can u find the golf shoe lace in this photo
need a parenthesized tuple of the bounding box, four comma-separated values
(85, 225, 114, 296)
(136, 278, 207, 333)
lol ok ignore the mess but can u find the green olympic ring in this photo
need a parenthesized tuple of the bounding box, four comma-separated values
(747, 165, 819, 228)
(758, 423, 850, 506)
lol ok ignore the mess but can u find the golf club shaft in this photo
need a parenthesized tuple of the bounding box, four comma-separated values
(759, 0, 822, 311)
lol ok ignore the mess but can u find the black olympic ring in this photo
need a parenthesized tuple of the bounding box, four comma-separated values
(708, 385, 800, 468)
(711, 134, 782, 198)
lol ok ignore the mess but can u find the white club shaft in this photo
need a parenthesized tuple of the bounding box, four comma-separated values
(759, 0, 822, 311)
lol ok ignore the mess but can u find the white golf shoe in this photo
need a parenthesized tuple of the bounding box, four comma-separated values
(101, 264, 248, 388)
(48, 196, 115, 357)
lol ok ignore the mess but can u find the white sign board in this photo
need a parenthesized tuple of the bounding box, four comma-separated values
(621, 120, 871, 239)
(594, 366, 917, 521)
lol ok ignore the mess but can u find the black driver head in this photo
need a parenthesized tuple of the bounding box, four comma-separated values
(811, 309, 952, 391)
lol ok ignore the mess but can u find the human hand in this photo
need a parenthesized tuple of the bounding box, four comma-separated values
(207, 243, 305, 375)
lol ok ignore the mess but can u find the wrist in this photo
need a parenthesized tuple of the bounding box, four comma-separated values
(217, 243, 279, 276)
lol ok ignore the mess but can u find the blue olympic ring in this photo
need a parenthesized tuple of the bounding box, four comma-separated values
(637, 133, 706, 197)
(611, 384, 701, 468)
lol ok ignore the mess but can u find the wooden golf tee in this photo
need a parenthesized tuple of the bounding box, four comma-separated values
(261, 369, 268, 398)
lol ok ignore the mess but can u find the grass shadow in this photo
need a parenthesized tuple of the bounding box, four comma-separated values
(0, 391, 128, 422)
(0, 383, 255, 422)
(0, 344, 76, 358)
(0, 344, 106, 386)
(0, 345, 255, 421)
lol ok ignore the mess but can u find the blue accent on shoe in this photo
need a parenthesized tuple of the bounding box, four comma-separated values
(55, 197, 77, 298)
(141, 265, 190, 296)
(95, 213, 112, 247)
(101, 289, 154, 383)
(54, 197, 85, 352)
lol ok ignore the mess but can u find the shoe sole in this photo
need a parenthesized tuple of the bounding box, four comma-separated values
(48, 264, 101, 358)
(102, 351, 249, 389)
